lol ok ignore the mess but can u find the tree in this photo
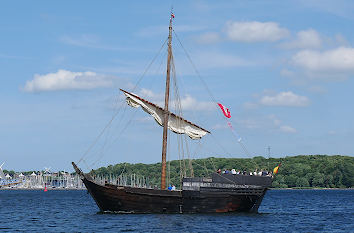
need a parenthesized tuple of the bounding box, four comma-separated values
(296, 177, 309, 187)
(285, 174, 298, 187)
(332, 170, 343, 187)
(312, 172, 325, 187)
(341, 161, 354, 188)
(89, 155, 354, 188)
(324, 174, 334, 188)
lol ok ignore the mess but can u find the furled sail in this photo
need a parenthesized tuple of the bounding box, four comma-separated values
(121, 89, 210, 140)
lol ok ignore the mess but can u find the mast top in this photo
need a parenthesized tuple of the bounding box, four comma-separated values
(170, 11, 175, 28)
(170, 6, 175, 20)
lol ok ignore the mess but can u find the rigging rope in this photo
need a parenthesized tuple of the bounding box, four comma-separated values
(77, 38, 169, 169)
(173, 30, 253, 158)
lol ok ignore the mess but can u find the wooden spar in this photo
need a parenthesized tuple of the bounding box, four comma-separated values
(161, 16, 173, 190)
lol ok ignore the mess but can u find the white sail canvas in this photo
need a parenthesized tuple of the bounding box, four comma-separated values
(122, 90, 209, 140)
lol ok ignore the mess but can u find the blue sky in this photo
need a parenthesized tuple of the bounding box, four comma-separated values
(1, 0, 354, 172)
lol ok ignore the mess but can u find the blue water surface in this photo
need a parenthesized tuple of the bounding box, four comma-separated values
(0, 189, 353, 232)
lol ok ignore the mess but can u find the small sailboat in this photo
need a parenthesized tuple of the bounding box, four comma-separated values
(72, 13, 273, 213)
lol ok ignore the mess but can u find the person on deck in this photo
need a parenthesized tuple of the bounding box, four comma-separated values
(231, 169, 236, 174)
(171, 185, 176, 191)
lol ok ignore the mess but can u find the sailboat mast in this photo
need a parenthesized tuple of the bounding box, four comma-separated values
(161, 15, 173, 190)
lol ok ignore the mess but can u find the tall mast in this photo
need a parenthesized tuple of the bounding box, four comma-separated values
(161, 13, 173, 190)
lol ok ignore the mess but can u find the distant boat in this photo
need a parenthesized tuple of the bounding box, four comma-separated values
(72, 13, 273, 213)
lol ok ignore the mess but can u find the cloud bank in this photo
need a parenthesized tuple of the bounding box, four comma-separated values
(260, 91, 310, 107)
(269, 115, 297, 134)
(279, 125, 297, 133)
(137, 88, 214, 112)
(281, 29, 322, 49)
(292, 47, 354, 73)
(225, 21, 289, 42)
(23, 69, 114, 92)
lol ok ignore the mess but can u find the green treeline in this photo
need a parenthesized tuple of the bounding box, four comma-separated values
(90, 155, 354, 188)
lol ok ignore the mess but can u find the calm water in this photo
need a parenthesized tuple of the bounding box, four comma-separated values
(0, 189, 353, 232)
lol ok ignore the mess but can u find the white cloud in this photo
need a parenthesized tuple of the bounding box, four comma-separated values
(269, 115, 297, 134)
(292, 47, 354, 73)
(225, 21, 289, 42)
(139, 88, 163, 99)
(269, 114, 281, 126)
(334, 34, 349, 46)
(23, 69, 114, 92)
(234, 118, 263, 129)
(235, 115, 297, 134)
(178, 94, 215, 111)
(280, 69, 295, 77)
(280, 125, 297, 133)
(260, 91, 310, 107)
(136, 88, 214, 112)
(281, 29, 322, 49)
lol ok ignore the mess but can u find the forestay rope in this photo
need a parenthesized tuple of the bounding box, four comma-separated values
(173, 30, 252, 158)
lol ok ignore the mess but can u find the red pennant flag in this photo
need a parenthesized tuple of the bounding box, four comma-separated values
(171, 13, 175, 18)
(217, 103, 231, 118)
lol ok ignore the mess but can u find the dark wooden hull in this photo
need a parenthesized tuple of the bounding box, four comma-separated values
(83, 177, 268, 214)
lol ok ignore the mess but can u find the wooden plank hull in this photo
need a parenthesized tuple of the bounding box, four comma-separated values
(83, 178, 268, 213)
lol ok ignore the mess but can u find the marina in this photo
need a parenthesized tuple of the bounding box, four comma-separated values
(0, 163, 154, 190)
(0, 169, 85, 190)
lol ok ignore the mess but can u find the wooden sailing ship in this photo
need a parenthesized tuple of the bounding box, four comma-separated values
(72, 14, 272, 213)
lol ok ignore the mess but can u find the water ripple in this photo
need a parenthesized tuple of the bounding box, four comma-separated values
(0, 189, 353, 232)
